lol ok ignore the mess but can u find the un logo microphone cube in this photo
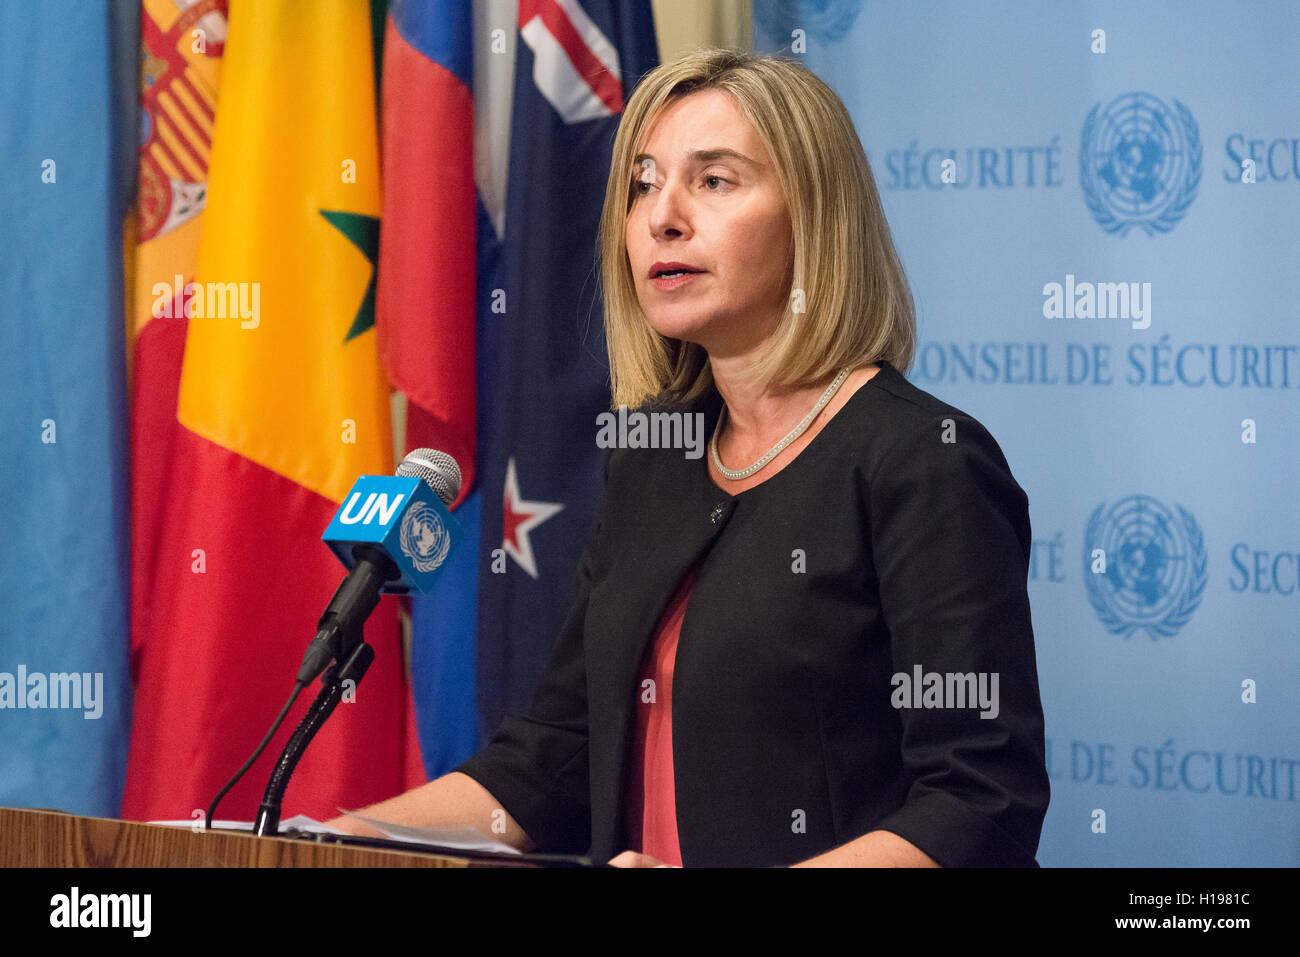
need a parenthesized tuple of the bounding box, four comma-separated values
(323, 475, 459, 594)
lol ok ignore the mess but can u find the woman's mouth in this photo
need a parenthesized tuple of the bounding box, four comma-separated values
(647, 258, 707, 289)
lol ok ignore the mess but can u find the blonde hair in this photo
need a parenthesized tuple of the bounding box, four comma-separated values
(598, 48, 916, 410)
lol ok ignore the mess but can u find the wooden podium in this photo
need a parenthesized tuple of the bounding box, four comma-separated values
(0, 807, 531, 868)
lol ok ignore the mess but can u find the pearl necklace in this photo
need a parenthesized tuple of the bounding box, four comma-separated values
(710, 367, 852, 481)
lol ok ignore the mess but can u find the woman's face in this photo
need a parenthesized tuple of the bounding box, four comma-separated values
(624, 89, 793, 357)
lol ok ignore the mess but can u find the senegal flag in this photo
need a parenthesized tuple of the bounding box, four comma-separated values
(124, 0, 424, 821)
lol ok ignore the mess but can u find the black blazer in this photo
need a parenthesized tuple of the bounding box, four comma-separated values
(456, 361, 1050, 866)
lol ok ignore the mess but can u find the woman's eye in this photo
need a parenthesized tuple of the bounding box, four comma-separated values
(631, 175, 728, 197)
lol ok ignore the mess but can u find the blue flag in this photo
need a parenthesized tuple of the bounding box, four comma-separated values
(0, 0, 137, 815)
(475, 0, 660, 736)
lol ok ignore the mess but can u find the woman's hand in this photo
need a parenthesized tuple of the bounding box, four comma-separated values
(608, 850, 675, 867)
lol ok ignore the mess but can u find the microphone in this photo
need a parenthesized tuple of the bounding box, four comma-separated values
(211, 448, 464, 835)
(296, 448, 462, 685)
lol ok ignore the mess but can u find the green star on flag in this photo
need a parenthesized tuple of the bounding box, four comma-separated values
(320, 209, 380, 342)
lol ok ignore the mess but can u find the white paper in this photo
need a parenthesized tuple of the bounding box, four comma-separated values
(339, 811, 522, 855)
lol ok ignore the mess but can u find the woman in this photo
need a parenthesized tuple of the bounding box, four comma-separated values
(335, 49, 1049, 867)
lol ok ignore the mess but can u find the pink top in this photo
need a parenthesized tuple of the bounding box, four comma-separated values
(622, 565, 699, 866)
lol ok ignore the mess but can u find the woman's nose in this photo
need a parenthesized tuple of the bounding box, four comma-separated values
(647, 178, 690, 240)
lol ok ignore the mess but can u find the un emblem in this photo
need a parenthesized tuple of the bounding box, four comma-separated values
(1080, 92, 1202, 236)
(399, 502, 452, 573)
(1083, 495, 1207, 640)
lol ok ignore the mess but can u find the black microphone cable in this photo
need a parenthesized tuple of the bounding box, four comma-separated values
(204, 681, 305, 831)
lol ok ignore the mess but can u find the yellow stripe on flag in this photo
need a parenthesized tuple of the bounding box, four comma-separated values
(180, 0, 391, 503)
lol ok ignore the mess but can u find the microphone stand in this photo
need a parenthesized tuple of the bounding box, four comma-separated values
(253, 634, 375, 837)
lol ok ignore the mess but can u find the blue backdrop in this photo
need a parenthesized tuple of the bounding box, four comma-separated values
(757, 0, 1300, 866)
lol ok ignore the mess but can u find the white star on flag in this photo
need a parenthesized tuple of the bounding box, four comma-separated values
(501, 456, 564, 579)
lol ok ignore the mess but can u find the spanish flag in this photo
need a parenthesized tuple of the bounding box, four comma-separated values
(124, 0, 424, 821)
